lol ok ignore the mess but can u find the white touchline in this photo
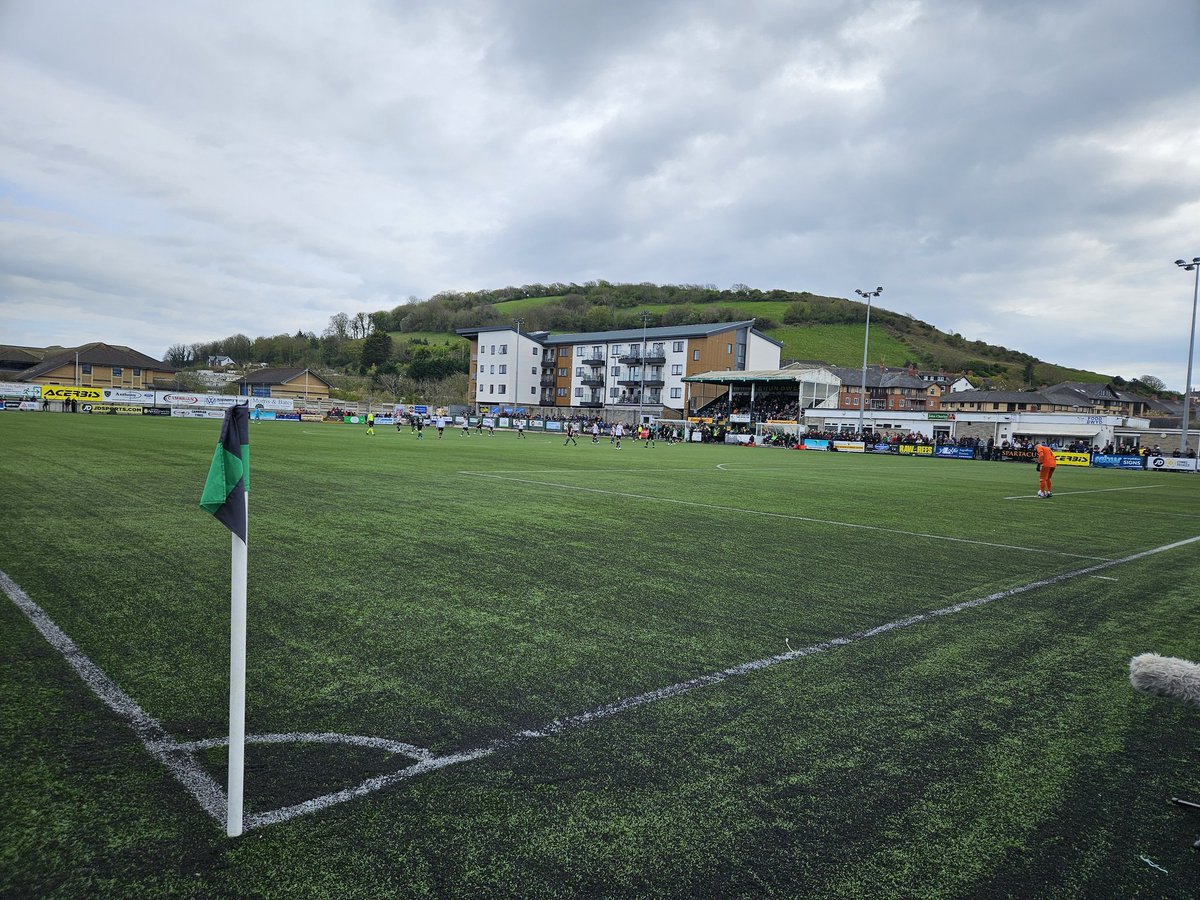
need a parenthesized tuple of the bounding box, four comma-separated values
(7, 532, 1200, 831)
(462, 471, 1112, 561)
(0, 571, 227, 823)
(1003, 485, 1165, 501)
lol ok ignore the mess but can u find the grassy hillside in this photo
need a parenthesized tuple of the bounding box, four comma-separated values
(364, 282, 1118, 389)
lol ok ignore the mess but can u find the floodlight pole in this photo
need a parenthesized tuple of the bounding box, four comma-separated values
(514, 318, 524, 418)
(639, 310, 650, 426)
(854, 287, 883, 437)
(1174, 258, 1200, 456)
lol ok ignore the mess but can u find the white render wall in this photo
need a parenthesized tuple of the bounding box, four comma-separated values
(746, 332, 782, 370)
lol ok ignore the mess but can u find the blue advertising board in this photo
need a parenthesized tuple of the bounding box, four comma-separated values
(934, 446, 975, 459)
(1092, 454, 1145, 470)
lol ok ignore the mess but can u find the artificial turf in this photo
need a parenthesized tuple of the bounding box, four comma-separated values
(2, 413, 1199, 897)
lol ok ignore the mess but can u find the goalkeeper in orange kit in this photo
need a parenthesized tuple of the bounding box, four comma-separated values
(1035, 441, 1057, 498)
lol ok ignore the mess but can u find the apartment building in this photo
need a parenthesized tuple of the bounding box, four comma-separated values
(458, 321, 781, 416)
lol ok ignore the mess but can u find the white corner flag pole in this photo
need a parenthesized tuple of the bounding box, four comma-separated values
(226, 491, 248, 837)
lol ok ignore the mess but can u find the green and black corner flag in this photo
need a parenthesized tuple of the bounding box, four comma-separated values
(200, 404, 250, 541)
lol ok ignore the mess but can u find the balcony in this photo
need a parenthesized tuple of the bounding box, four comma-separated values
(581, 376, 604, 387)
(642, 378, 665, 387)
(621, 352, 665, 365)
(582, 356, 605, 367)
(540, 375, 557, 387)
(579, 399, 604, 408)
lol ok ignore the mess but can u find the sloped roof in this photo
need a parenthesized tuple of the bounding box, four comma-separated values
(939, 390, 1050, 404)
(827, 367, 929, 390)
(458, 320, 783, 347)
(18, 342, 171, 381)
(238, 367, 332, 387)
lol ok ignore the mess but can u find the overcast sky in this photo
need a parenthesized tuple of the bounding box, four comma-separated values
(2, 0, 1198, 385)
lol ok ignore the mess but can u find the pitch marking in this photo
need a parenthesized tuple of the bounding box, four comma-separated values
(1004, 485, 1165, 501)
(8, 533, 1199, 831)
(461, 471, 1112, 561)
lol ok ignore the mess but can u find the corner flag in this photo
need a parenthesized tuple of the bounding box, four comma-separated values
(200, 405, 250, 541)
(199, 402, 251, 837)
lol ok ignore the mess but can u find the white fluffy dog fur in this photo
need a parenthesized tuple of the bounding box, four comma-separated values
(1129, 652, 1200, 710)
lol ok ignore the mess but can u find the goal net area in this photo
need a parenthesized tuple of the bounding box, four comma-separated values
(755, 421, 804, 447)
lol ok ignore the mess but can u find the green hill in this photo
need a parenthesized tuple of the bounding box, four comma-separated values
(372, 282, 1112, 389)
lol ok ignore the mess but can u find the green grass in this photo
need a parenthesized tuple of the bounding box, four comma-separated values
(3, 413, 1200, 897)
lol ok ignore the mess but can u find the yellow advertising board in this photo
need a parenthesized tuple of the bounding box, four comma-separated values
(41, 385, 104, 401)
(899, 443, 934, 456)
(1052, 451, 1091, 467)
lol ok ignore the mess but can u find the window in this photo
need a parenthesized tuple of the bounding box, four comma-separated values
(670, 388, 682, 399)
(532, 346, 539, 356)
(112, 367, 123, 376)
(557, 387, 568, 397)
(574, 387, 583, 398)
(592, 345, 602, 357)
(575, 367, 584, 377)
(133, 367, 141, 377)
(530, 386, 536, 395)
(531, 367, 537, 376)
(671, 364, 683, 375)
(577, 346, 587, 356)
(559, 347, 569, 357)
(611, 345, 623, 356)
(489, 365, 495, 374)
(499, 344, 508, 354)
(693, 350, 700, 361)
(673, 341, 684, 352)
(610, 387, 619, 398)
(498, 385, 506, 394)
(490, 345, 495, 354)
(610, 366, 621, 376)
(252, 385, 270, 397)
(81, 363, 92, 374)
(558, 368, 568, 377)
(478, 364, 484, 373)
(489, 385, 495, 394)
(726, 343, 733, 354)
(499, 365, 507, 374)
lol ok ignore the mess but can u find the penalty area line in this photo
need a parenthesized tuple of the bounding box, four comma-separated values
(460, 471, 1112, 561)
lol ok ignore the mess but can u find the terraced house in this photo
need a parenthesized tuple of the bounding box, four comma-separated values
(458, 321, 781, 417)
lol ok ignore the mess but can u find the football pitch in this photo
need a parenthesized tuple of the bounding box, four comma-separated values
(3, 413, 1200, 897)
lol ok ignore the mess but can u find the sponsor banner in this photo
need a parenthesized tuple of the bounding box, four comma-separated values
(927, 412, 953, 420)
(251, 410, 278, 421)
(42, 385, 104, 401)
(143, 406, 171, 416)
(870, 442, 893, 453)
(0, 385, 44, 400)
(1051, 450, 1091, 468)
(1092, 454, 1144, 470)
(300, 413, 325, 422)
(1149, 456, 1199, 472)
(899, 444, 934, 456)
(483, 417, 495, 427)
(4, 400, 41, 410)
(833, 440, 865, 453)
(499, 417, 511, 428)
(375, 416, 394, 425)
(935, 446, 975, 459)
(687, 416, 714, 424)
(157, 392, 294, 411)
(82, 404, 144, 415)
(413, 404, 428, 414)
(729, 413, 751, 424)
(171, 408, 226, 419)
(101, 388, 155, 404)
(802, 439, 830, 451)
(545, 421, 563, 431)
(1001, 448, 1036, 462)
